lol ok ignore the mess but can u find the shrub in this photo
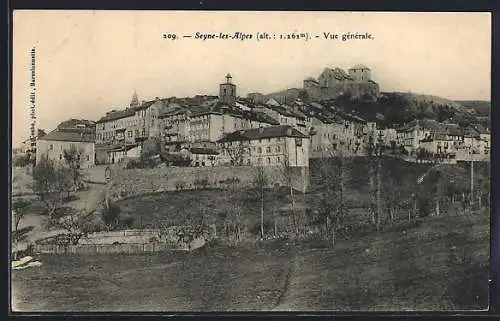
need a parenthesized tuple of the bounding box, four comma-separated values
(249, 220, 273, 237)
(102, 202, 121, 225)
(175, 181, 186, 190)
(194, 178, 210, 189)
(13, 154, 30, 167)
(120, 215, 136, 229)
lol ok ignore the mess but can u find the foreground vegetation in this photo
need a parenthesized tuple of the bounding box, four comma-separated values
(12, 207, 488, 311)
(12, 153, 490, 311)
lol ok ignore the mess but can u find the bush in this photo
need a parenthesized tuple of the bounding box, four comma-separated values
(102, 202, 121, 225)
(249, 220, 274, 237)
(120, 215, 135, 228)
(175, 181, 186, 190)
(193, 178, 210, 189)
(13, 154, 30, 167)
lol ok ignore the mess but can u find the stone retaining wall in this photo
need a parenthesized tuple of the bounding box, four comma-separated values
(108, 165, 309, 202)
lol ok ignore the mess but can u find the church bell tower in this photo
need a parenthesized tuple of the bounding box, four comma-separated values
(219, 73, 237, 107)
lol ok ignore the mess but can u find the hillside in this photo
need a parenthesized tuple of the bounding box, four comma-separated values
(262, 86, 483, 127)
(455, 100, 491, 117)
(322, 92, 478, 127)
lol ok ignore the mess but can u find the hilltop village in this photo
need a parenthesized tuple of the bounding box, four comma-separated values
(28, 67, 490, 169)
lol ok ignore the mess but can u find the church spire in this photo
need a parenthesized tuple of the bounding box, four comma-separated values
(130, 90, 139, 108)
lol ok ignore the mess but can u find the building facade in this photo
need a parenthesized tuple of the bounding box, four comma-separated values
(36, 128, 95, 168)
(217, 125, 309, 167)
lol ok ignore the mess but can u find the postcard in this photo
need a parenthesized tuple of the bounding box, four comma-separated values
(11, 10, 491, 312)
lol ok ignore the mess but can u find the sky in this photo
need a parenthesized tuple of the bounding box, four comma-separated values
(12, 11, 491, 147)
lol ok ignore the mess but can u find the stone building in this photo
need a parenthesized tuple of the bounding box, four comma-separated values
(303, 64, 380, 100)
(95, 93, 162, 146)
(219, 73, 237, 106)
(36, 127, 95, 168)
(217, 125, 309, 167)
(348, 64, 371, 82)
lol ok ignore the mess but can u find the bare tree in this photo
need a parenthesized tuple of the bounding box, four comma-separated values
(32, 155, 74, 218)
(253, 165, 268, 239)
(280, 149, 300, 235)
(366, 134, 384, 232)
(62, 145, 86, 189)
(315, 141, 347, 246)
(52, 207, 96, 245)
(221, 179, 244, 242)
(12, 199, 30, 241)
(221, 140, 249, 166)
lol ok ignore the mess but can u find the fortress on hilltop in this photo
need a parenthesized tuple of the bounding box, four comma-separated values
(303, 64, 380, 101)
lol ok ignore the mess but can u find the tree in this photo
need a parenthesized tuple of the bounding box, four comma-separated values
(52, 206, 96, 245)
(32, 155, 73, 218)
(63, 145, 85, 189)
(12, 199, 30, 240)
(367, 133, 383, 232)
(221, 140, 249, 166)
(253, 165, 268, 239)
(141, 137, 162, 160)
(13, 154, 30, 167)
(101, 200, 121, 231)
(315, 138, 347, 246)
(37, 129, 46, 138)
(280, 150, 300, 234)
(221, 179, 244, 242)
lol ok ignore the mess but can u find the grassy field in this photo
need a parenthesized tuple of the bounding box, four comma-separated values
(12, 208, 489, 312)
(11, 157, 490, 311)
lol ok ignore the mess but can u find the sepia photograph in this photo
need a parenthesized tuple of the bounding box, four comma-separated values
(11, 10, 491, 312)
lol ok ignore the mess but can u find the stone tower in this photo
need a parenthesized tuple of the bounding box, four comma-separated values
(130, 91, 140, 108)
(348, 64, 371, 82)
(219, 73, 237, 106)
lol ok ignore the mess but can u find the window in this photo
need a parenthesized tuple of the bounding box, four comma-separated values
(267, 157, 271, 164)
(277, 156, 280, 163)
(59, 154, 62, 160)
(127, 131, 132, 138)
(259, 139, 262, 143)
(247, 159, 251, 165)
(266, 146, 271, 153)
(277, 146, 281, 153)
(87, 155, 90, 161)
(49, 144, 53, 151)
(258, 147, 262, 154)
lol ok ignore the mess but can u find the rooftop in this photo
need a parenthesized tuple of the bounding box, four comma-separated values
(218, 125, 308, 142)
(96, 108, 136, 123)
(38, 128, 95, 143)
